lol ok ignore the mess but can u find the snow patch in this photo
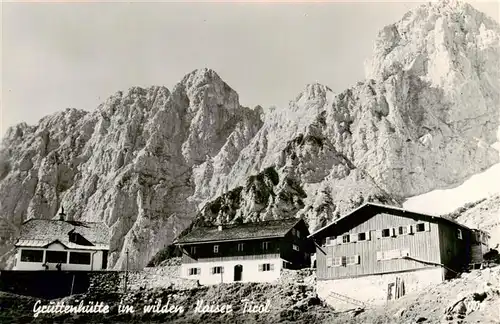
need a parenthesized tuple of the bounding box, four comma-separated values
(403, 162, 500, 215)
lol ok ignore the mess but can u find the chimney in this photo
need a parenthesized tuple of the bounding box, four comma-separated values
(218, 225, 223, 231)
(58, 206, 66, 221)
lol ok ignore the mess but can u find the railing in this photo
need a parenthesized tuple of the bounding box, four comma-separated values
(326, 290, 367, 308)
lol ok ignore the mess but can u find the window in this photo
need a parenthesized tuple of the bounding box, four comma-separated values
(262, 241, 270, 250)
(212, 266, 223, 274)
(20, 249, 43, 262)
(190, 246, 197, 254)
(332, 257, 342, 267)
(291, 228, 297, 236)
(398, 226, 408, 235)
(346, 255, 360, 265)
(259, 263, 274, 271)
(457, 229, 463, 240)
(326, 257, 333, 267)
(377, 249, 410, 261)
(69, 252, 91, 265)
(416, 223, 426, 232)
(381, 229, 391, 237)
(358, 232, 366, 241)
(296, 231, 301, 238)
(213, 245, 219, 253)
(342, 235, 350, 243)
(189, 268, 200, 276)
(292, 244, 299, 251)
(341, 256, 347, 266)
(237, 243, 244, 252)
(46, 251, 67, 263)
(69, 232, 77, 243)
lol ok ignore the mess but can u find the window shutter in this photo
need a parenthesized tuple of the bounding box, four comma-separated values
(391, 227, 397, 237)
(424, 222, 431, 231)
(258, 264, 263, 272)
(407, 225, 413, 234)
(221, 267, 224, 273)
(197, 268, 201, 274)
(211, 267, 215, 274)
(350, 233, 358, 243)
(376, 251, 382, 261)
(270, 264, 275, 271)
(365, 231, 371, 241)
(355, 255, 360, 264)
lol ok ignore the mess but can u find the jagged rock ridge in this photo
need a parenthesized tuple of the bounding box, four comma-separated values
(1, 0, 499, 269)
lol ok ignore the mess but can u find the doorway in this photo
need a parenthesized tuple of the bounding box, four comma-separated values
(234, 264, 243, 282)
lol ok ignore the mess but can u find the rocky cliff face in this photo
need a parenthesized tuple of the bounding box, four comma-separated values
(1, 0, 499, 269)
(194, 0, 500, 230)
(0, 69, 263, 269)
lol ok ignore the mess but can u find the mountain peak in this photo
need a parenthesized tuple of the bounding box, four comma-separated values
(365, 0, 500, 82)
(180, 68, 224, 88)
(294, 83, 333, 102)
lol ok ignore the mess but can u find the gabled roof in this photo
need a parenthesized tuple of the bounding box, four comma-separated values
(15, 219, 110, 250)
(308, 202, 471, 239)
(175, 218, 306, 244)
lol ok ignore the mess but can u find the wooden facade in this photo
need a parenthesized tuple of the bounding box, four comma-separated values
(437, 219, 471, 278)
(310, 204, 484, 281)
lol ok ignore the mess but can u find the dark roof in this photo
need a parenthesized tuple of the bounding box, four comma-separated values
(175, 218, 304, 244)
(15, 219, 110, 250)
(308, 202, 471, 239)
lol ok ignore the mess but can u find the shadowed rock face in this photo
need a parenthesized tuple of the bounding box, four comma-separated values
(1, 1, 499, 269)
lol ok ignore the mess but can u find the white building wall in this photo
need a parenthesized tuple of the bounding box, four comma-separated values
(317, 267, 444, 311)
(180, 258, 283, 285)
(14, 243, 106, 271)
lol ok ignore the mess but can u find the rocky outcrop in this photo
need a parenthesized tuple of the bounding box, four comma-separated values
(1, 1, 499, 269)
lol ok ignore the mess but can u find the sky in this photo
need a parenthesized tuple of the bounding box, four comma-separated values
(1, 0, 499, 138)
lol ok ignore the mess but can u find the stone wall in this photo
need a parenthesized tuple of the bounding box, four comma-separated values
(317, 267, 444, 311)
(127, 266, 198, 291)
(87, 271, 123, 299)
(279, 268, 316, 288)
